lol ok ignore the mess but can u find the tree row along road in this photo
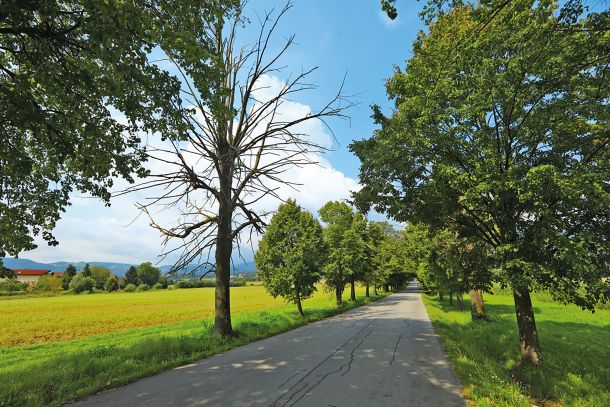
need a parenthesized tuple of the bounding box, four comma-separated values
(72, 283, 464, 407)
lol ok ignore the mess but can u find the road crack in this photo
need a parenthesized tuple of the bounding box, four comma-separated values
(268, 322, 376, 407)
(278, 368, 306, 388)
(389, 334, 402, 366)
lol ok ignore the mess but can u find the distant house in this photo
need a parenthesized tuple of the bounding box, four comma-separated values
(13, 269, 51, 283)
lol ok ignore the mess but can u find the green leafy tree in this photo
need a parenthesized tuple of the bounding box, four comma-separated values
(89, 266, 111, 289)
(34, 275, 63, 293)
(319, 201, 367, 304)
(255, 200, 325, 316)
(0, 266, 15, 279)
(401, 225, 432, 289)
(125, 266, 139, 285)
(104, 275, 119, 292)
(0, 1, 202, 260)
(81, 264, 91, 278)
(61, 264, 77, 290)
(352, 0, 610, 364)
(362, 221, 386, 296)
(136, 262, 161, 286)
(69, 273, 94, 294)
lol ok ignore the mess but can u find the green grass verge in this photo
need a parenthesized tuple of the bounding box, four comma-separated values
(0, 292, 387, 407)
(422, 291, 610, 407)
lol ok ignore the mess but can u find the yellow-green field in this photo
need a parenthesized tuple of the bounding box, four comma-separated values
(2, 285, 295, 346)
(1, 285, 384, 407)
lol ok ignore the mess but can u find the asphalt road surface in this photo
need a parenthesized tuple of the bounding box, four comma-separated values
(72, 282, 464, 407)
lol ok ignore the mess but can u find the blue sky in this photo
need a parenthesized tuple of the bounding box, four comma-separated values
(24, 1, 427, 265)
(242, 0, 426, 178)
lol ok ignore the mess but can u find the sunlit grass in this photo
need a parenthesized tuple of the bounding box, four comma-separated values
(422, 290, 610, 407)
(3, 284, 335, 346)
(0, 285, 385, 406)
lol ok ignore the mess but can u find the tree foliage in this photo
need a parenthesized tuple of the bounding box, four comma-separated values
(0, 0, 197, 259)
(136, 262, 161, 286)
(255, 199, 325, 316)
(353, 0, 610, 364)
(89, 265, 111, 289)
(104, 275, 119, 292)
(68, 273, 94, 293)
(125, 266, 139, 286)
(319, 201, 367, 304)
(61, 264, 76, 290)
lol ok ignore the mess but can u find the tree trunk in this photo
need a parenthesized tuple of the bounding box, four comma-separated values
(470, 289, 486, 320)
(373, 283, 378, 296)
(383, 283, 389, 292)
(457, 292, 464, 311)
(438, 291, 443, 301)
(365, 284, 370, 298)
(214, 149, 233, 337)
(449, 291, 453, 306)
(214, 218, 232, 337)
(336, 264, 343, 305)
(350, 276, 356, 301)
(295, 283, 304, 317)
(513, 285, 542, 364)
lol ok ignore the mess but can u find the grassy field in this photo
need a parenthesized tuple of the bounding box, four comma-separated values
(423, 290, 610, 407)
(1, 285, 292, 346)
(0, 285, 384, 407)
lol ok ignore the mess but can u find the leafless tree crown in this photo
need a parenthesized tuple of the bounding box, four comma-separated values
(127, 2, 352, 274)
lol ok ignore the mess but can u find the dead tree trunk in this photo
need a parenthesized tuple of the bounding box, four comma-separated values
(214, 151, 233, 337)
(470, 289, 486, 320)
(134, 3, 351, 340)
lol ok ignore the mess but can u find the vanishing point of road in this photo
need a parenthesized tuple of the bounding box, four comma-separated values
(73, 282, 464, 407)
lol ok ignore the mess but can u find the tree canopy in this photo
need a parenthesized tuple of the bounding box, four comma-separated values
(0, 0, 198, 260)
(352, 0, 610, 364)
(255, 199, 325, 316)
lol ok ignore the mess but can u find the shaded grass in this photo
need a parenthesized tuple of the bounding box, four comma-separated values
(422, 291, 610, 406)
(0, 287, 386, 407)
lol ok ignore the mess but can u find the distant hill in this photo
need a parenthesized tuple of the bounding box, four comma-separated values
(1, 258, 256, 277)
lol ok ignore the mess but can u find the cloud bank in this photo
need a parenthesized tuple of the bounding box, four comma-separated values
(25, 75, 359, 265)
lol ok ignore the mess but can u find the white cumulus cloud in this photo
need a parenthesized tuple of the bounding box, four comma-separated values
(24, 74, 359, 265)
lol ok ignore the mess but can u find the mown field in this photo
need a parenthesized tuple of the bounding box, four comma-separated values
(0, 285, 384, 407)
(423, 290, 610, 407)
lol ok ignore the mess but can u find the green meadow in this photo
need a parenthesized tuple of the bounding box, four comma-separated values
(423, 290, 610, 407)
(0, 285, 385, 407)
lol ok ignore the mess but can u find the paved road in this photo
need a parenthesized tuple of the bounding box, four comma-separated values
(73, 283, 464, 407)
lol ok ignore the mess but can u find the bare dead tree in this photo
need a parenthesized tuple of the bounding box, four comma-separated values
(126, 2, 351, 336)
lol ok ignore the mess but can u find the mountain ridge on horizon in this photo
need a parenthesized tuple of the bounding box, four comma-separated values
(1, 257, 256, 277)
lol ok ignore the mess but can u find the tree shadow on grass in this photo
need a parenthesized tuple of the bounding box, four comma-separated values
(428, 297, 610, 406)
